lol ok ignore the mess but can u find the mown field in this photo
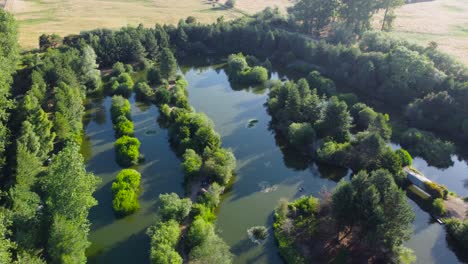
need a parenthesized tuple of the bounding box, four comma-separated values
(7, 0, 468, 65)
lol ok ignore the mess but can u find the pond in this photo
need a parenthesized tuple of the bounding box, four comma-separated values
(83, 62, 468, 263)
(83, 95, 184, 263)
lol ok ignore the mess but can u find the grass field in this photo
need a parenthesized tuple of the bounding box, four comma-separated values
(10, 0, 290, 50)
(374, 0, 468, 65)
(7, 0, 468, 65)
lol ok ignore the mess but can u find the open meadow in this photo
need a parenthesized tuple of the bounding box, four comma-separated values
(8, 0, 289, 49)
(375, 0, 468, 65)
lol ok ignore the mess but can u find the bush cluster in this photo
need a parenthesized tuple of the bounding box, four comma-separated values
(110, 96, 141, 167)
(112, 169, 141, 215)
(227, 53, 268, 85)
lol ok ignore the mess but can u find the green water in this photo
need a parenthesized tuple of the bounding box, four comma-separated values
(84, 63, 467, 263)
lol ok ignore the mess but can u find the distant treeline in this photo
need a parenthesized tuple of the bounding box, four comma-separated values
(64, 8, 467, 150)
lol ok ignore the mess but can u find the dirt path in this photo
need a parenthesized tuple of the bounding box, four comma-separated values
(445, 196, 468, 220)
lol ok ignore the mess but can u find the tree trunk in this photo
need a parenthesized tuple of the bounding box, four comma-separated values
(381, 7, 389, 31)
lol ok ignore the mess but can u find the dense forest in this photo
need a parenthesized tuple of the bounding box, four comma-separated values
(1, 0, 468, 263)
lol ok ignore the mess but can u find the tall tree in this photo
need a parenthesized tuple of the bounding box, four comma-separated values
(0, 9, 19, 175)
(79, 45, 101, 92)
(378, 0, 404, 31)
(159, 48, 177, 80)
(288, 0, 341, 35)
(332, 169, 414, 258)
(42, 143, 99, 263)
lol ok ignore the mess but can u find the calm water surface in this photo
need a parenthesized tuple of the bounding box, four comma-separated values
(84, 95, 184, 263)
(84, 64, 468, 263)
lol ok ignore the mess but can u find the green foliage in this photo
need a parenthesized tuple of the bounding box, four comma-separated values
(42, 143, 99, 262)
(319, 97, 351, 143)
(114, 136, 141, 167)
(157, 193, 192, 222)
(0, 212, 15, 263)
(112, 62, 126, 77)
(111, 73, 134, 96)
(198, 183, 223, 209)
(287, 122, 315, 149)
(190, 203, 216, 223)
(400, 128, 455, 168)
(182, 149, 202, 179)
(110, 96, 132, 124)
(135, 82, 154, 101)
(147, 66, 162, 85)
(147, 219, 182, 264)
(54, 82, 84, 142)
(170, 111, 221, 154)
(202, 148, 236, 185)
(159, 48, 177, 80)
(431, 198, 446, 216)
(112, 169, 141, 215)
(288, 196, 320, 236)
(288, 0, 341, 35)
(445, 218, 468, 251)
(47, 214, 89, 264)
(273, 199, 306, 264)
(79, 45, 101, 92)
(396, 148, 413, 167)
(187, 216, 214, 249)
(114, 116, 134, 137)
(189, 231, 233, 264)
(39, 34, 62, 49)
(226, 53, 268, 85)
(332, 169, 415, 257)
(17, 93, 55, 160)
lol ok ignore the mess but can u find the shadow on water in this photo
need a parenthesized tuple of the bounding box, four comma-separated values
(88, 229, 150, 264)
(89, 180, 116, 232)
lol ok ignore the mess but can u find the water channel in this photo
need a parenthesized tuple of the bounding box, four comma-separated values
(83, 61, 468, 263)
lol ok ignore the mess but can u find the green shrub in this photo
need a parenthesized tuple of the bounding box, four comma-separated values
(306, 71, 336, 96)
(227, 53, 268, 85)
(190, 203, 216, 223)
(182, 149, 202, 179)
(112, 62, 125, 76)
(287, 123, 316, 149)
(246, 66, 268, 84)
(111, 96, 131, 123)
(114, 116, 134, 137)
(147, 66, 162, 85)
(396, 148, 413, 167)
(147, 219, 183, 264)
(112, 169, 141, 215)
(187, 217, 214, 249)
(432, 198, 446, 216)
(115, 136, 141, 167)
(155, 86, 171, 105)
(157, 193, 192, 222)
(135, 82, 155, 101)
(115, 73, 134, 96)
(445, 218, 468, 251)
